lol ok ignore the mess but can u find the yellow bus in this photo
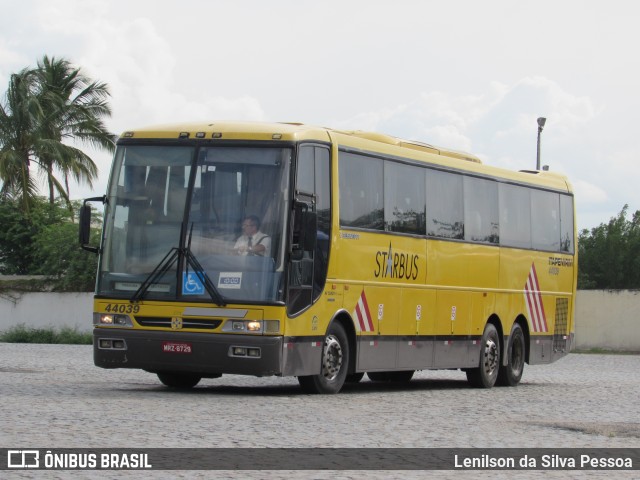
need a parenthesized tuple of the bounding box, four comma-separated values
(80, 121, 576, 393)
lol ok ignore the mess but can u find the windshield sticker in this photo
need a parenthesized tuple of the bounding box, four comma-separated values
(183, 272, 205, 295)
(218, 272, 242, 289)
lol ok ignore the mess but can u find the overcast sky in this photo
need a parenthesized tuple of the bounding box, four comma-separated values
(1, 0, 638, 230)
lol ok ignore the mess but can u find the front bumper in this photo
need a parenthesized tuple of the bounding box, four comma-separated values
(94, 328, 283, 376)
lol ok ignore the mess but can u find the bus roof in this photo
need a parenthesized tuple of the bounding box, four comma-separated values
(119, 121, 572, 193)
(120, 121, 479, 160)
(119, 121, 333, 142)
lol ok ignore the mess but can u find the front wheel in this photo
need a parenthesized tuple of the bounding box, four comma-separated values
(298, 322, 349, 394)
(157, 372, 201, 389)
(498, 323, 526, 386)
(466, 323, 500, 388)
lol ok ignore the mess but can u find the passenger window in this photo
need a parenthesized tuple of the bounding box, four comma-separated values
(339, 152, 384, 230)
(559, 194, 574, 253)
(426, 169, 463, 239)
(499, 184, 532, 249)
(531, 190, 560, 251)
(384, 162, 425, 234)
(464, 176, 499, 244)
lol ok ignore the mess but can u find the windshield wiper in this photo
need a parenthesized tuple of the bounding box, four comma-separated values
(183, 222, 226, 307)
(130, 247, 178, 303)
(130, 243, 226, 306)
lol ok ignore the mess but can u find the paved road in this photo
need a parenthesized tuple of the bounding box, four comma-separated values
(1, 343, 639, 479)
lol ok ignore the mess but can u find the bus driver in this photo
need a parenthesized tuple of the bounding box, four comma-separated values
(233, 215, 271, 256)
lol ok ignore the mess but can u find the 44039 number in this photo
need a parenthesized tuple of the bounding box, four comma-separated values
(104, 303, 140, 314)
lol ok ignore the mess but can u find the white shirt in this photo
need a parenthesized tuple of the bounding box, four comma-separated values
(234, 231, 271, 256)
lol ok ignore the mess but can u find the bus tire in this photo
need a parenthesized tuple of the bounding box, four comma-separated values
(367, 371, 414, 383)
(466, 323, 500, 388)
(497, 323, 525, 386)
(157, 372, 201, 389)
(298, 322, 349, 394)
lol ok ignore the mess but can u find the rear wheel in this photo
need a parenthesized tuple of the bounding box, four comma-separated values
(498, 323, 525, 386)
(298, 322, 349, 394)
(466, 323, 500, 388)
(157, 372, 201, 389)
(367, 371, 414, 383)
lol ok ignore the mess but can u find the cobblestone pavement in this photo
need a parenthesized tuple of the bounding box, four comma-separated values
(1, 343, 639, 479)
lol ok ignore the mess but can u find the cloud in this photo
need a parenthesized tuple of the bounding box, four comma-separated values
(572, 179, 608, 205)
(24, 0, 266, 132)
(16, 0, 267, 198)
(2, 2, 635, 230)
(0, 40, 29, 71)
(333, 77, 610, 229)
(336, 77, 596, 165)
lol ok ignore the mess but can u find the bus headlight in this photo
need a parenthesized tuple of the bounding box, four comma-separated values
(94, 313, 133, 327)
(246, 321, 261, 332)
(222, 320, 280, 334)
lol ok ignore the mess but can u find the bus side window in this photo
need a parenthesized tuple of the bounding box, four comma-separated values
(463, 176, 498, 244)
(531, 190, 560, 251)
(559, 194, 574, 253)
(338, 151, 383, 230)
(426, 169, 464, 239)
(499, 183, 531, 249)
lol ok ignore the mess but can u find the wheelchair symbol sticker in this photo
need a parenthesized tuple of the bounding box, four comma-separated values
(183, 272, 205, 295)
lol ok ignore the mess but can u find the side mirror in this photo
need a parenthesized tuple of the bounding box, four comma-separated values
(79, 196, 106, 254)
(301, 210, 317, 252)
(292, 202, 317, 252)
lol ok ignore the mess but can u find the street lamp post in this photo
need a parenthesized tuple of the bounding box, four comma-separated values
(536, 117, 546, 171)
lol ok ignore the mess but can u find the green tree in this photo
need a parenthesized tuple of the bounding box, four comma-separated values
(578, 205, 640, 289)
(31, 208, 100, 291)
(0, 195, 68, 274)
(34, 56, 115, 207)
(0, 195, 99, 290)
(0, 68, 41, 212)
(0, 56, 115, 213)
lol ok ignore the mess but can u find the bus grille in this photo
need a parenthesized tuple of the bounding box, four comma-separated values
(135, 316, 222, 330)
(553, 298, 569, 352)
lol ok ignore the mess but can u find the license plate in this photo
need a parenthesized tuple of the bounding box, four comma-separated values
(161, 342, 192, 354)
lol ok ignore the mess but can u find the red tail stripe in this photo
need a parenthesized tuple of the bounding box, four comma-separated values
(360, 291, 375, 331)
(355, 304, 367, 331)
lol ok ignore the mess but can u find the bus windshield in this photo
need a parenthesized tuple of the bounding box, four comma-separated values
(97, 144, 292, 303)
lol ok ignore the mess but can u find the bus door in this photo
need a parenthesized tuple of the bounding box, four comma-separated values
(287, 145, 331, 316)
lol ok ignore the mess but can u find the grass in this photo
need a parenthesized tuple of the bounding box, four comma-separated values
(0, 324, 92, 344)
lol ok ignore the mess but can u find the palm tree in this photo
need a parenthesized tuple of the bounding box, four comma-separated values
(34, 56, 116, 207)
(0, 56, 115, 213)
(0, 68, 41, 212)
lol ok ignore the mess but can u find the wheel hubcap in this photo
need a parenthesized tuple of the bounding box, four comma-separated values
(483, 338, 498, 376)
(322, 335, 343, 381)
(511, 334, 524, 375)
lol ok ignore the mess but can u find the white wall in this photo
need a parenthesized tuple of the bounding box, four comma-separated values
(574, 290, 640, 351)
(0, 292, 93, 333)
(1, 290, 639, 351)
